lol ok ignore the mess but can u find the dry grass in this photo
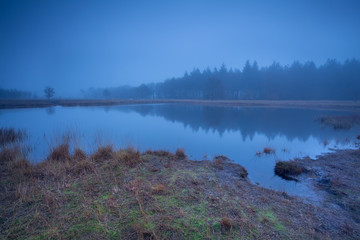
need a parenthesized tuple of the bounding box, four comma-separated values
(145, 150, 174, 158)
(0, 146, 20, 162)
(91, 145, 114, 161)
(114, 147, 141, 167)
(263, 147, 275, 154)
(72, 158, 95, 175)
(0, 128, 25, 145)
(213, 155, 228, 169)
(221, 217, 232, 230)
(274, 160, 304, 180)
(49, 143, 71, 161)
(1, 136, 359, 239)
(175, 148, 187, 159)
(73, 148, 86, 160)
(151, 183, 166, 194)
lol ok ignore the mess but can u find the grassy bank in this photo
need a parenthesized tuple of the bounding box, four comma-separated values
(1, 138, 360, 239)
(1, 99, 360, 111)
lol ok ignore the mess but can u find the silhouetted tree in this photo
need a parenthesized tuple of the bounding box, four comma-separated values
(44, 87, 55, 99)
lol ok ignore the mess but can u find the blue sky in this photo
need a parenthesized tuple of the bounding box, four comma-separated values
(1, 0, 360, 95)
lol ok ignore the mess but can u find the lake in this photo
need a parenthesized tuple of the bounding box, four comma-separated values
(1, 103, 359, 199)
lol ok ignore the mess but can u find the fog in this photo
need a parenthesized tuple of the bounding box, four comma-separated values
(1, 0, 360, 97)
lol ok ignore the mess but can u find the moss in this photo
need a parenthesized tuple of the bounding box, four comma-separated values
(259, 210, 285, 233)
(64, 220, 105, 238)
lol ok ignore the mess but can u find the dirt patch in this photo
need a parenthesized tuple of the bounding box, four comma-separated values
(296, 149, 360, 226)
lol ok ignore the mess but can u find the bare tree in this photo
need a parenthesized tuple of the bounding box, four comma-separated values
(44, 87, 55, 99)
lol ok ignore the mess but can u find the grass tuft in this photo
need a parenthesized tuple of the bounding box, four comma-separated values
(221, 217, 232, 230)
(73, 148, 87, 161)
(175, 148, 187, 160)
(213, 155, 228, 169)
(49, 144, 71, 161)
(145, 150, 174, 158)
(0, 128, 25, 145)
(10, 159, 35, 177)
(92, 145, 113, 161)
(274, 160, 304, 180)
(0, 146, 20, 162)
(72, 159, 95, 175)
(151, 183, 166, 194)
(263, 147, 275, 154)
(115, 148, 141, 167)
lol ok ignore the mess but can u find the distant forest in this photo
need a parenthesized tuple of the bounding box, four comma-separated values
(83, 59, 360, 100)
(1, 59, 359, 100)
(0, 88, 34, 99)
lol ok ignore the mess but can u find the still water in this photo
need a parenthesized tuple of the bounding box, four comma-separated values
(1, 104, 359, 199)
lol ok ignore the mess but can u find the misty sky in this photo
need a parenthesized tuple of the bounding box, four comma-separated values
(1, 0, 360, 95)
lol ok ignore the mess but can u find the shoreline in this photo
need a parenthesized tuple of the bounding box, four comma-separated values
(1, 137, 359, 239)
(1, 99, 360, 111)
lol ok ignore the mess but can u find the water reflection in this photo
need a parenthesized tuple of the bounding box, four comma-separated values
(0, 103, 358, 200)
(107, 104, 358, 142)
(45, 107, 56, 115)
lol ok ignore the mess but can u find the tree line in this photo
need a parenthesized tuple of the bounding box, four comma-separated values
(0, 89, 33, 99)
(83, 59, 360, 100)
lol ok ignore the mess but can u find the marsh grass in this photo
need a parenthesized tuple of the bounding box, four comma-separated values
(49, 143, 72, 161)
(114, 147, 141, 167)
(0, 128, 25, 146)
(274, 160, 304, 180)
(91, 145, 114, 161)
(263, 147, 275, 154)
(1, 130, 356, 239)
(73, 148, 87, 160)
(175, 148, 187, 160)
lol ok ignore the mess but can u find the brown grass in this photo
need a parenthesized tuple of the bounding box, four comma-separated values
(213, 155, 227, 169)
(0, 128, 25, 145)
(10, 159, 35, 178)
(221, 217, 232, 230)
(175, 148, 187, 159)
(72, 159, 95, 175)
(1, 133, 359, 239)
(274, 160, 304, 180)
(240, 167, 248, 178)
(263, 147, 275, 154)
(151, 183, 166, 194)
(49, 144, 71, 161)
(91, 145, 114, 161)
(145, 150, 174, 158)
(115, 148, 141, 167)
(73, 148, 86, 160)
(0, 146, 20, 162)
